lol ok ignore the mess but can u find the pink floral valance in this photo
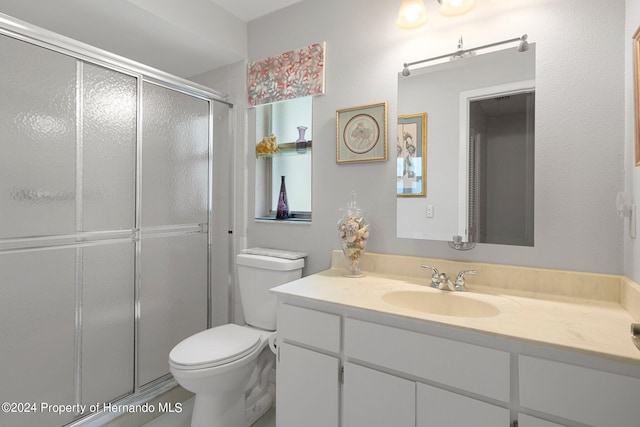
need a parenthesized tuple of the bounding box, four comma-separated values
(247, 42, 326, 107)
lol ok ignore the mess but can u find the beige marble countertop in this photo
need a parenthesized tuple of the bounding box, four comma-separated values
(272, 267, 640, 366)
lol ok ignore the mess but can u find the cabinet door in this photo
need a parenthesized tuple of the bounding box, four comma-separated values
(519, 413, 568, 427)
(277, 343, 339, 427)
(343, 363, 415, 427)
(519, 355, 640, 427)
(417, 383, 510, 427)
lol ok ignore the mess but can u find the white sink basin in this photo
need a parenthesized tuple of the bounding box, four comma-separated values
(382, 290, 500, 318)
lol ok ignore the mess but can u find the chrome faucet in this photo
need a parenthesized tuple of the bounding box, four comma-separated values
(453, 270, 477, 292)
(421, 265, 477, 292)
(420, 265, 453, 290)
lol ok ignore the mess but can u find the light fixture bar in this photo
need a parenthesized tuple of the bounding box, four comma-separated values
(402, 34, 528, 76)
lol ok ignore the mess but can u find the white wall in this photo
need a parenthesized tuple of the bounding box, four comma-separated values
(626, 0, 640, 283)
(240, 0, 625, 277)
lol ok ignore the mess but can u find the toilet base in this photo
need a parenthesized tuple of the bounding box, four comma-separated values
(187, 351, 275, 427)
(245, 348, 276, 425)
(190, 392, 247, 427)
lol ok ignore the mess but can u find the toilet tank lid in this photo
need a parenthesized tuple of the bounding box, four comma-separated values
(237, 253, 304, 271)
(240, 247, 307, 260)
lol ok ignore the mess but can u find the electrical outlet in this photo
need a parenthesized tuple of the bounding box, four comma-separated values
(426, 205, 434, 218)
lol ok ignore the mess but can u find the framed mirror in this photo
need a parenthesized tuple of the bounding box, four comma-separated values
(396, 44, 536, 245)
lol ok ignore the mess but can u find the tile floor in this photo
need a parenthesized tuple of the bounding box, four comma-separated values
(143, 397, 275, 427)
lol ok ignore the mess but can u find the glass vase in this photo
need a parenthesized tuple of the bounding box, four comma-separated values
(296, 126, 308, 154)
(276, 176, 289, 219)
(337, 191, 369, 277)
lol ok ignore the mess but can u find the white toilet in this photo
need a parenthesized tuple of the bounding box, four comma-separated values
(169, 252, 304, 427)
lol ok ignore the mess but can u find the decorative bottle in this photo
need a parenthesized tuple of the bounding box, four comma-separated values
(295, 126, 308, 154)
(337, 191, 369, 277)
(276, 176, 289, 219)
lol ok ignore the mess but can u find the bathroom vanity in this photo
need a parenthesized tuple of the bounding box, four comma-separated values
(271, 251, 640, 427)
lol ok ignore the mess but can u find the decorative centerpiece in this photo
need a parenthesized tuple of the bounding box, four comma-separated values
(337, 191, 369, 277)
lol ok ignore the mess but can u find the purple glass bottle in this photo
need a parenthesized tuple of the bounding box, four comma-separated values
(276, 176, 289, 219)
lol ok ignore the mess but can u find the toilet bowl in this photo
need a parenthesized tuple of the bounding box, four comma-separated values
(169, 324, 274, 427)
(169, 251, 304, 427)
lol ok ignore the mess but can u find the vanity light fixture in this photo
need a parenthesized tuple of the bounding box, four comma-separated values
(396, 0, 481, 30)
(437, 0, 476, 17)
(401, 34, 529, 77)
(395, 0, 429, 30)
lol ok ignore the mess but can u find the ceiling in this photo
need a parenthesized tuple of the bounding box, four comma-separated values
(0, 0, 303, 78)
(210, 0, 302, 22)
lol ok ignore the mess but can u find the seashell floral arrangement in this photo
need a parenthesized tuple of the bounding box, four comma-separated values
(337, 191, 369, 277)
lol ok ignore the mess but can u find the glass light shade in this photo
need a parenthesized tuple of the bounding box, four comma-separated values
(438, 0, 476, 17)
(396, 0, 429, 30)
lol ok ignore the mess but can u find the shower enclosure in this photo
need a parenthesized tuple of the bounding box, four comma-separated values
(0, 18, 230, 426)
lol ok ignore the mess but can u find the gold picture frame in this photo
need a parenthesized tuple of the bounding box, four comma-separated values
(634, 26, 640, 166)
(336, 101, 388, 163)
(397, 112, 427, 197)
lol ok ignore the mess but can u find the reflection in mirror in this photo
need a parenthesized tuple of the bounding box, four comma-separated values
(465, 87, 535, 246)
(396, 45, 535, 246)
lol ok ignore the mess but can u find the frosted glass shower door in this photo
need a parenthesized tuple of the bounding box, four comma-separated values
(0, 35, 77, 238)
(0, 250, 77, 426)
(0, 33, 137, 426)
(79, 62, 137, 405)
(81, 63, 137, 231)
(0, 24, 218, 423)
(138, 82, 210, 386)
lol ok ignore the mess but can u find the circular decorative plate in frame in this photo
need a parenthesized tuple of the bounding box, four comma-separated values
(343, 114, 379, 154)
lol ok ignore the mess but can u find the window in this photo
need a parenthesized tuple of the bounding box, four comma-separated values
(255, 96, 312, 221)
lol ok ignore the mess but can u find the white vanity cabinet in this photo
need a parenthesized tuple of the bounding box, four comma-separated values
(343, 362, 415, 427)
(277, 343, 339, 427)
(519, 355, 640, 427)
(275, 298, 640, 427)
(344, 317, 511, 427)
(344, 318, 511, 402)
(276, 304, 341, 427)
(342, 362, 510, 427)
(417, 383, 511, 426)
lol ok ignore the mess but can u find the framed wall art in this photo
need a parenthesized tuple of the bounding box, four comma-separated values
(336, 102, 388, 163)
(397, 112, 427, 197)
(634, 26, 640, 166)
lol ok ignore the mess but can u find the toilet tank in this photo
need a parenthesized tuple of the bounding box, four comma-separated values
(236, 253, 304, 331)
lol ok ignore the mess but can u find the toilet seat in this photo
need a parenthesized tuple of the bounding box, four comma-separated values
(169, 324, 262, 370)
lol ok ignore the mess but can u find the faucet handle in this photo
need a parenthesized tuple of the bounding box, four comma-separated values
(421, 265, 441, 288)
(456, 269, 477, 280)
(454, 270, 477, 291)
(421, 265, 439, 274)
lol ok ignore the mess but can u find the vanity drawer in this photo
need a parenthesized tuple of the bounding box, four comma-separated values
(344, 318, 510, 402)
(278, 304, 340, 353)
(519, 355, 640, 427)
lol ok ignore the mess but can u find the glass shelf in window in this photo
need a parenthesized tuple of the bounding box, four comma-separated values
(256, 141, 313, 158)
